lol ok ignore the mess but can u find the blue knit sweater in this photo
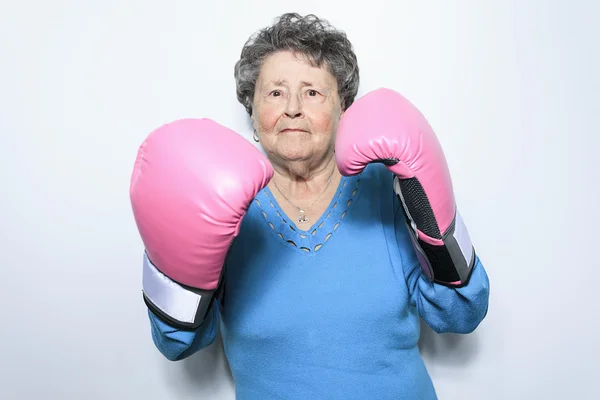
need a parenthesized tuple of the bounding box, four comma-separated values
(147, 163, 490, 399)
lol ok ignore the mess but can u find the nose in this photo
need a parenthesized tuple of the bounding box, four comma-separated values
(284, 94, 303, 118)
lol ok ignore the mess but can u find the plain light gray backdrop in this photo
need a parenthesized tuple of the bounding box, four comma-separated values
(1, 0, 598, 399)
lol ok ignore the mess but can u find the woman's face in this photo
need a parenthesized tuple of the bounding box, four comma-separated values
(251, 51, 343, 166)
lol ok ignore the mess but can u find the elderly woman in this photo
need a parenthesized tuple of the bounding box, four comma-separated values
(130, 12, 490, 400)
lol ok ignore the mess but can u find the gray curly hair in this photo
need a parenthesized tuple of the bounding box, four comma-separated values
(234, 13, 360, 116)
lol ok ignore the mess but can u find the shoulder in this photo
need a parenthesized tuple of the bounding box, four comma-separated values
(356, 163, 413, 246)
(351, 163, 396, 206)
(358, 163, 396, 191)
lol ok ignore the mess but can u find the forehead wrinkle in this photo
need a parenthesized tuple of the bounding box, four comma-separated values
(266, 79, 329, 90)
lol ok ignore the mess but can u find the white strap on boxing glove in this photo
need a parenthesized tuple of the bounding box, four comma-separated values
(142, 252, 219, 329)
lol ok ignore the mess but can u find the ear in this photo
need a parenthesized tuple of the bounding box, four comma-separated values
(248, 95, 255, 121)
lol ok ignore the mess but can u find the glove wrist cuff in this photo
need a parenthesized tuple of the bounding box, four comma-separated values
(393, 175, 476, 287)
(142, 252, 218, 330)
(417, 209, 476, 287)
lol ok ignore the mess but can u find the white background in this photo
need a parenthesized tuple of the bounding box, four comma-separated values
(1, 0, 599, 399)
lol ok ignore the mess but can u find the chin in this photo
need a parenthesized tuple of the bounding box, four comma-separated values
(275, 140, 312, 160)
(279, 150, 312, 162)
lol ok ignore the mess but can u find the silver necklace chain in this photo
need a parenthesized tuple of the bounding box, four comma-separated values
(271, 166, 336, 224)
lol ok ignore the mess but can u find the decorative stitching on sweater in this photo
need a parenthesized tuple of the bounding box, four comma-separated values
(256, 178, 360, 252)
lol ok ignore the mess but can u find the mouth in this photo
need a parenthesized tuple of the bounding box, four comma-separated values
(280, 128, 307, 133)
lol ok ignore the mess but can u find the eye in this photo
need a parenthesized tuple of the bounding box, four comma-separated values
(270, 90, 282, 97)
(307, 89, 318, 97)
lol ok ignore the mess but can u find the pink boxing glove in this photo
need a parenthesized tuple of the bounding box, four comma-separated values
(130, 118, 273, 329)
(335, 88, 475, 287)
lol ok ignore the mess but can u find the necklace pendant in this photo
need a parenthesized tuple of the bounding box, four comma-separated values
(297, 209, 309, 224)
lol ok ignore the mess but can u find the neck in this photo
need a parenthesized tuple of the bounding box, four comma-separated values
(270, 154, 339, 201)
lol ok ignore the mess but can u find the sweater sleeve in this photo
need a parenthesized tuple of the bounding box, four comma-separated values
(393, 197, 490, 334)
(147, 299, 221, 361)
